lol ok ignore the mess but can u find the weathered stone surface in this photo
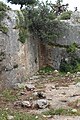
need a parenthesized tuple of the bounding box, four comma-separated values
(0, 10, 39, 87)
(45, 12, 80, 70)
(1, 10, 80, 87)
(33, 99, 49, 109)
(14, 101, 21, 106)
(29, 75, 39, 80)
(25, 84, 35, 91)
(14, 83, 26, 89)
(33, 92, 46, 99)
(76, 82, 80, 87)
(21, 101, 31, 108)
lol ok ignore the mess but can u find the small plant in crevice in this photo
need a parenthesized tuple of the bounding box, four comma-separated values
(0, 52, 5, 61)
(0, 24, 8, 34)
(39, 66, 54, 74)
(60, 43, 80, 73)
(16, 10, 29, 44)
(19, 27, 28, 43)
(0, 2, 9, 34)
(66, 42, 78, 53)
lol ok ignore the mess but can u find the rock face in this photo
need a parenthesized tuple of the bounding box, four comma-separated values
(45, 11, 80, 69)
(0, 10, 39, 87)
(1, 10, 80, 87)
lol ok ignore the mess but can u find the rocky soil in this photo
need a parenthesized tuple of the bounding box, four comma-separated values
(0, 71, 80, 120)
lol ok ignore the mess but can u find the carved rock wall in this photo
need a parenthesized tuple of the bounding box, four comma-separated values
(0, 10, 39, 87)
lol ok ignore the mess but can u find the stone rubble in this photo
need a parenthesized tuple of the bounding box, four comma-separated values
(33, 91, 46, 99)
(25, 84, 35, 91)
(21, 101, 32, 108)
(33, 99, 49, 109)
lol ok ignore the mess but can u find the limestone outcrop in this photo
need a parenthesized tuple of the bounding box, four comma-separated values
(46, 11, 80, 69)
(0, 10, 39, 87)
(1, 10, 80, 87)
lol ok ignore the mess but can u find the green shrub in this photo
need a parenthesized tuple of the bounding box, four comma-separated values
(0, 11, 6, 22)
(0, 2, 7, 22)
(0, 2, 8, 34)
(39, 66, 54, 74)
(0, 109, 43, 120)
(16, 10, 28, 43)
(66, 42, 77, 53)
(43, 108, 80, 116)
(0, 24, 8, 34)
(19, 27, 28, 43)
(60, 11, 72, 20)
(60, 43, 80, 73)
(0, 2, 7, 11)
(2, 89, 18, 101)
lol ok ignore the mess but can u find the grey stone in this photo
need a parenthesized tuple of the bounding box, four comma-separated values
(33, 92, 46, 99)
(33, 99, 49, 109)
(25, 84, 35, 91)
(51, 85, 55, 89)
(29, 75, 39, 80)
(14, 101, 21, 106)
(7, 115, 14, 120)
(14, 83, 26, 89)
(72, 109, 77, 113)
(21, 101, 31, 108)
(76, 82, 80, 87)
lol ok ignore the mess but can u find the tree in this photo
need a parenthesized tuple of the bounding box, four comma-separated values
(7, 0, 36, 9)
(50, 0, 68, 15)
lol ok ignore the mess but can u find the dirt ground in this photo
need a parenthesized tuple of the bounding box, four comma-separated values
(0, 72, 80, 120)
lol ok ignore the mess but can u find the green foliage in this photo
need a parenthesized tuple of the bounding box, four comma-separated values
(0, 109, 43, 120)
(39, 66, 54, 74)
(2, 89, 18, 101)
(0, 24, 8, 34)
(19, 27, 28, 43)
(60, 43, 80, 73)
(0, 2, 8, 34)
(43, 108, 80, 116)
(14, 0, 69, 43)
(7, 0, 36, 9)
(0, 2, 7, 22)
(14, 112, 38, 120)
(60, 11, 72, 20)
(28, 1, 67, 43)
(66, 42, 77, 53)
(16, 10, 29, 43)
(0, 2, 7, 11)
